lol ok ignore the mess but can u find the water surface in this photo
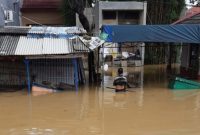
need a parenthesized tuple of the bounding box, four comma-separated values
(0, 65, 200, 135)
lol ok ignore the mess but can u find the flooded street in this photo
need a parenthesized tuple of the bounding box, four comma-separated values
(0, 65, 200, 135)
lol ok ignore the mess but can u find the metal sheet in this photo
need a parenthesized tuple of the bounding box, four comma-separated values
(43, 38, 70, 54)
(0, 35, 20, 55)
(0, 27, 30, 35)
(15, 36, 43, 55)
(15, 36, 89, 55)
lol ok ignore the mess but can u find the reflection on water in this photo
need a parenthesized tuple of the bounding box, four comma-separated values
(0, 65, 200, 135)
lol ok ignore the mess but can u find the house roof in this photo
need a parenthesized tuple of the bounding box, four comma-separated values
(0, 27, 30, 35)
(0, 36, 20, 55)
(0, 27, 89, 56)
(22, 0, 61, 9)
(172, 7, 200, 24)
(15, 36, 89, 55)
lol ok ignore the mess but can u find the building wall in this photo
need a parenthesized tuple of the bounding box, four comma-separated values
(180, 45, 190, 68)
(93, 1, 147, 66)
(94, 1, 147, 35)
(21, 11, 64, 26)
(0, 0, 20, 26)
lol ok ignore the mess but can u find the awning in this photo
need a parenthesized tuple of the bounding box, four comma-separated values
(102, 24, 200, 43)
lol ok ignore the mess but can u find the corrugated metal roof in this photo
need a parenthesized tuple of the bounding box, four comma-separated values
(43, 38, 70, 54)
(0, 27, 89, 56)
(15, 36, 89, 55)
(0, 36, 20, 55)
(28, 27, 87, 35)
(15, 36, 43, 55)
(72, 38, 89, 52)
(0, 27, 30, 35)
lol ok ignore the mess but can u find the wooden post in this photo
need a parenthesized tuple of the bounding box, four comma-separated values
(88, 51, 96, 83)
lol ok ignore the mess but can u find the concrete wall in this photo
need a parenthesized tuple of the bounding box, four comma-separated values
(93, 1, 147, 66)
(0, 0, 20, 26)
(94, 1, 147, 36)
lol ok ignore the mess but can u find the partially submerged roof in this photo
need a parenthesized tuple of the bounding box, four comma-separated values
(0, 26, 89, 56)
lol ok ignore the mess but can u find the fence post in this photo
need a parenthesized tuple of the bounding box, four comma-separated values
(73, 58, 79, 91)
(24, 59, 31, 95)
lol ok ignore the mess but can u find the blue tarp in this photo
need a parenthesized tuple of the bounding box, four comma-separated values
(102, 24, 200, 43)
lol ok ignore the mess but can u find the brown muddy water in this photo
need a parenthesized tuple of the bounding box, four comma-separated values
(0, 65, 200, 135)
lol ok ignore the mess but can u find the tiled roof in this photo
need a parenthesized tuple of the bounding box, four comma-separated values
(172, 7, 200, 24)
(22, 0, 61, 9)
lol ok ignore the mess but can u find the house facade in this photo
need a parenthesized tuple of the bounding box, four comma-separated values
(21, 0, 64, 26)
(173, 7, 200, 79)
(0, 0, 20, 26)
(93, 1, 147, 67)
(94, 1, 147, 35)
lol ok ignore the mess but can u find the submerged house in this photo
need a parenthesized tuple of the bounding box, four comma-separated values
(0, 26, 89, 91)
(173, 7, 200, 79)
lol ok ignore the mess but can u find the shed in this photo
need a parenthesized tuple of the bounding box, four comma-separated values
(0, 26, 89, 92)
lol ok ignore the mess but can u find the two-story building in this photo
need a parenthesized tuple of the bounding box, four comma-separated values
(94, 1, 147, 35)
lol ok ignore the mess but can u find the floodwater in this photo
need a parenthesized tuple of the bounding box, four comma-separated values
(0, 65, 200, 135)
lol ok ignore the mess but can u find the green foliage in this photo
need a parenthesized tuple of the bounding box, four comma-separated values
(61, 0, 76, 26)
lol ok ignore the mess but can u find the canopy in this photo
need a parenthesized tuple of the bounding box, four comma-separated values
(102, 24, 200, 43)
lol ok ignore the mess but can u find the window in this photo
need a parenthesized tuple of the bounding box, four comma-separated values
(103, 11, 116, 20)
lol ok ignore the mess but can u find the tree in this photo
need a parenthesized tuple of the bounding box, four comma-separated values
(62, 0, 90, 32)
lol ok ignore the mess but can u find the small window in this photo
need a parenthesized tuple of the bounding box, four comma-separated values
(118, 11, 139, 20)
(103, 11, 116, 20)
